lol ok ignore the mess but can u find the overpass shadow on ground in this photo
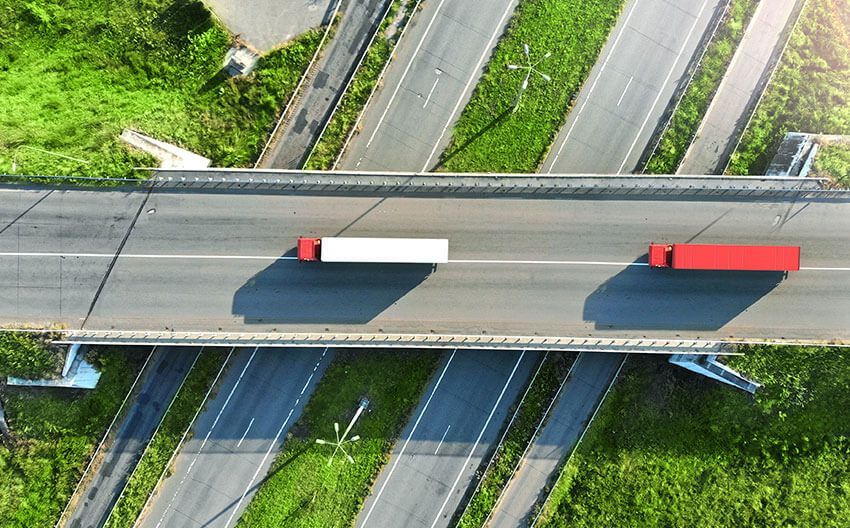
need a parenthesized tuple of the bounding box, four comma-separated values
(232, 250, 433, 325)
(583, 257, 785, 331)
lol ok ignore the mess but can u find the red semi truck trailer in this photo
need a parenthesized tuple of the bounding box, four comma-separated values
(649, 243, 800, 271)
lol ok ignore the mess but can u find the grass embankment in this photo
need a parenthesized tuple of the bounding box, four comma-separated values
(437, 0, 624, 173)
(237, 349, 440, 527)
(728, 0, 850, 175)
(104, 348, 228, 528)
(0, 0, 322, 179)
(0, 345, 142, 527)
(813, 142, 850, 187)
(645, 0, 759, 173)
(536, 346, 850, 527)
(0, 332, 62, 379)
(456, 353, 575, 528)
(304, 0, 408, 170)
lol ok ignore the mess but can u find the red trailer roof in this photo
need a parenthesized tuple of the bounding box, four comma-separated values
(670, 244, 800, 271)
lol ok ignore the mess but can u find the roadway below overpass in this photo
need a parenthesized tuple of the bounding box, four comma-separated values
(2, 186, 849, 343)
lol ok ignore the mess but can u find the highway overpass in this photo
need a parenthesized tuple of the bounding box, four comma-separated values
(1, 173, 849, 352)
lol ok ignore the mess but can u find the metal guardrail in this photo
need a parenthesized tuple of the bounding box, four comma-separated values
(42, 329, 740, 354)
(4, 171, 849, 200)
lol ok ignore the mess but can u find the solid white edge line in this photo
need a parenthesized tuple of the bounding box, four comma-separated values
(150, 346, 252, 528)
(223, 347, 329, 528)
(360, 349, 457, 527)
(361, 0, 449, 151)
(133, 347, 236, 528)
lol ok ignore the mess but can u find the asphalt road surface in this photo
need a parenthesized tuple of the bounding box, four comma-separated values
(543, 0, 725, 174)
(138, 347, 331, 528)
(2, 190, 849, 341)
(67, 347, 199, 528)
(355, 349, 538, 528)
(341, 0, 519, 171)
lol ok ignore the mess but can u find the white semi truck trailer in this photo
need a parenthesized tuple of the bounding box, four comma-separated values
(297, 237, 449, 264)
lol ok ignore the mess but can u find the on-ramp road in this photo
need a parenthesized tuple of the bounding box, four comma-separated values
(66, 347, 199, 528)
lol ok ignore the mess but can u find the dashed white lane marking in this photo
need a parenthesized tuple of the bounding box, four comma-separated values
(428, 350, 527, 528)
(617, 0, 710, 173)
(3, 252, 847, 270)
(434, 425, 451, 455)
(546, 0, 642, 172)
(617, 75, 634, 106)
(423, 72, 441, 108)
(360, 349, 457, 527)
(237, 417, 255, 448)
(223, 347, 329, 528)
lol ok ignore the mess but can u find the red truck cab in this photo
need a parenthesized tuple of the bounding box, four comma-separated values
(297, 237, 321, 261)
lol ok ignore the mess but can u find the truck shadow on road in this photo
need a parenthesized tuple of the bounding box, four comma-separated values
(583, 258, 786, 331)
(232, 251, 433, 324)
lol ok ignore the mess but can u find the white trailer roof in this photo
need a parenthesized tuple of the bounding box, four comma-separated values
(321, 237, 449, 264)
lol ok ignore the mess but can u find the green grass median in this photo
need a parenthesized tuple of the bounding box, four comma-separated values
(645, 0, 759, 174)
(237, 349, 440, 528)
(729, 0, 850, 175)
(437, 0, 624, 173)
(536, 346, 850, 527)
(0, 0, 322, 179)
(104, 348, 228, 528)
(0, 345, 142, 527)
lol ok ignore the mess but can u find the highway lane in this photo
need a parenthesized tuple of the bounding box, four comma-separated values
(355, 349, 539, 528)
(340, 0, 519, 171)
(1, 190, 849, 340)
(0, 188, 144, 325)
(139, 347, 331, 528)
(544, 0, 725, 173)
(67, 347, 199, 528)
